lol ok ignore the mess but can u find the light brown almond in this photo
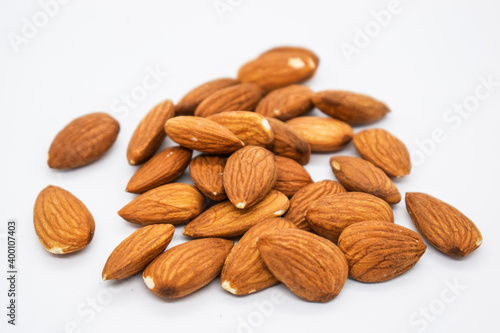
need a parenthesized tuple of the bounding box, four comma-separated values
(259, 46, 319, 80)
(255, 84, 313, 121)
(266, 117, 311, 165)
(273, 156, 313, 197)
(189, 154, 227, 202)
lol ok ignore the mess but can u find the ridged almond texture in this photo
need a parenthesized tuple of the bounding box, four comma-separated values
(126, 99, 175, 165)
(126, 146, 192, 193)
(221, 218, 297, 295)
(330, 156, 401, 204)
(353, 128, 411, 177)
(118, 183, 205, 225)
(207, 111, 274, 147)
(165, 116, 244, 154)
(284, 180, 346, 231)
(48, 112, 119, 169)
(406, 192, 483, 258)
(194, 83, 263, 118)
(143, 238, 234, 298)
(257, 228, 348, 302)
(223, 146, 278, 209)
(255, 84, 313, 121)
(338, 221, 426, 282)
(260, 46, 320, 74)
(286, 116, 353, 152)
(189, 154, 227, 201)
(33, 186, 95, 254)
(266, 117, 311, 165)
(312, 90, 390, 125)
(274, 156, 313, 197)
(102, 224, 175, 281)
(175, 78, 239, 116)
(306, 192, 394, 243)
(183, 190, 289, 238)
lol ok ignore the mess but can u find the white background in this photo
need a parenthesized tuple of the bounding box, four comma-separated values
(1, 1, 500, 332)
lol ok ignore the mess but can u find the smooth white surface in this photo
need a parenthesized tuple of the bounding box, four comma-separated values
(1, 1, 500, 332)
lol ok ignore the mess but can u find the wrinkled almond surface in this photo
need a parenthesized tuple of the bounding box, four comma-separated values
(266, 117, 311, 165)
(274, 156, 313, 197)
(189, 154, 227, 201)
(255, 84, 313, 121)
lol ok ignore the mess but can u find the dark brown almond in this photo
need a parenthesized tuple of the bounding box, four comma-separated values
(266, 117, 311, 165)
(189, 154, 227, 202)
(255, 85, 314, 121)
(274, 156, 313, 197)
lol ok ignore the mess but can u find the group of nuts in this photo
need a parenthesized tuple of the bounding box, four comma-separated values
(33, 46, 483, 303)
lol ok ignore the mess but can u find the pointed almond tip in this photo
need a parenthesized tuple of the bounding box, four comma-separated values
(102, 273, 108, 281)
(221, 280, 237, 295)
(236, 202, 246, 209)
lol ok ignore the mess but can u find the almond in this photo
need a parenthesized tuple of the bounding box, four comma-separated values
(257, 228, 348, 302)
(126, 146, 192, 194)
(284, 180, 346, 230)
(175, 78, 239, 116)
(353, 128, 411, 177)
(259, 46, 319, 79)
(189, 154, 227, 202)
(164, 116, 244, 154)
(126, 100, 175, 165)
(223, 146, 278, 209)
(312, 90, 390, 125)
(405, 192, 483, 258)
(33, 185, 95, 254)
(286, 116, 353, 152)
(266, 117, 310, 165)
(118, 183, 205, 225)
(194, 83, 263, 118)
(143, 238, 233, 298)
(337, 221, 426, 282)
(255, 84, 313, 121)
(183, 190, 289, 238)
(274, 156, 313, 197)
(102, 224, 175, 281)
(220, 218, 297, 295)
(330, 156, 401, 204)
(48, 112, 119, 169)
(306, 192, 394, 243)
(207, 111, 274, 147)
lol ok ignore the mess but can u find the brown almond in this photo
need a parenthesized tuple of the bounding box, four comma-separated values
(274, 156, 313, 197)
(259, 46, 319, 79)
(189, 154, 227, 202)
(266, 117, 311, 165)
(255, 84, 313, 121)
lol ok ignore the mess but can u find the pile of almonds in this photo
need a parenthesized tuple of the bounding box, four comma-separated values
(33, 46, 483, 303)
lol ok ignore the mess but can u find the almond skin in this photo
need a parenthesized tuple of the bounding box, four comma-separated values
(189, 154, 227, 201)
(102, 224, 175, 281)
(183, 190, 289, 238)
(306, 192, 394, 243)
(118, 183, 205, 225)
(207, 111, 274, 147)
(284, 180, 346, 230)
(165, 116, 244, 154)
(48, 112, 119, 169)
(274, 156, 313, 197)
(223, 146, 278, 209)
(175, 78, 239, 116)
(126, 99, 175, 165)
(126, 146, 192, 194)
(259, 46, 320, 75)
(143, 238, 234, 298)
(257, 228, 348, 302)
(338, 221, 426, 282)
(330, 156, 401, 204)
(286, 116, 353, 152)
(255, 84, 314, 121)
(33, 185, 95, 254)
(312, 90, 390, 125)
(353, 128, 411, 177)
(266, 117, 311, 165)
(221, 218, 297, 295)
(194, 83, 263, 118)
(405, 192, 483, 258)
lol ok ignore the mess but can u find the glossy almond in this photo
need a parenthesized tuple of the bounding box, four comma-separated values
(306, 192, 394, 243)
(330, 156, 401, 204)
(274, 156, 313, 197)
(126, 146, 192, 194)
(127, 100, 175, 165)
(48, 112, 119, 169)
(183, 190, 289, 238)
(118, 183, 205, 225)
(189, 154, 227, 201)
(312, 90, 390, 125)
(143, 238, 234, 298)
(286, 116, 353, 152)
(102, 224, 175, 281)
(406, 193, 482, 258)
(259, 46, 319, 79)
(33, 186, 95, 254)
(257, 228, 348, 302)
(338, 221, 426, 282)
(266, 117, 311, 165)
(255, 85, 313, 121)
